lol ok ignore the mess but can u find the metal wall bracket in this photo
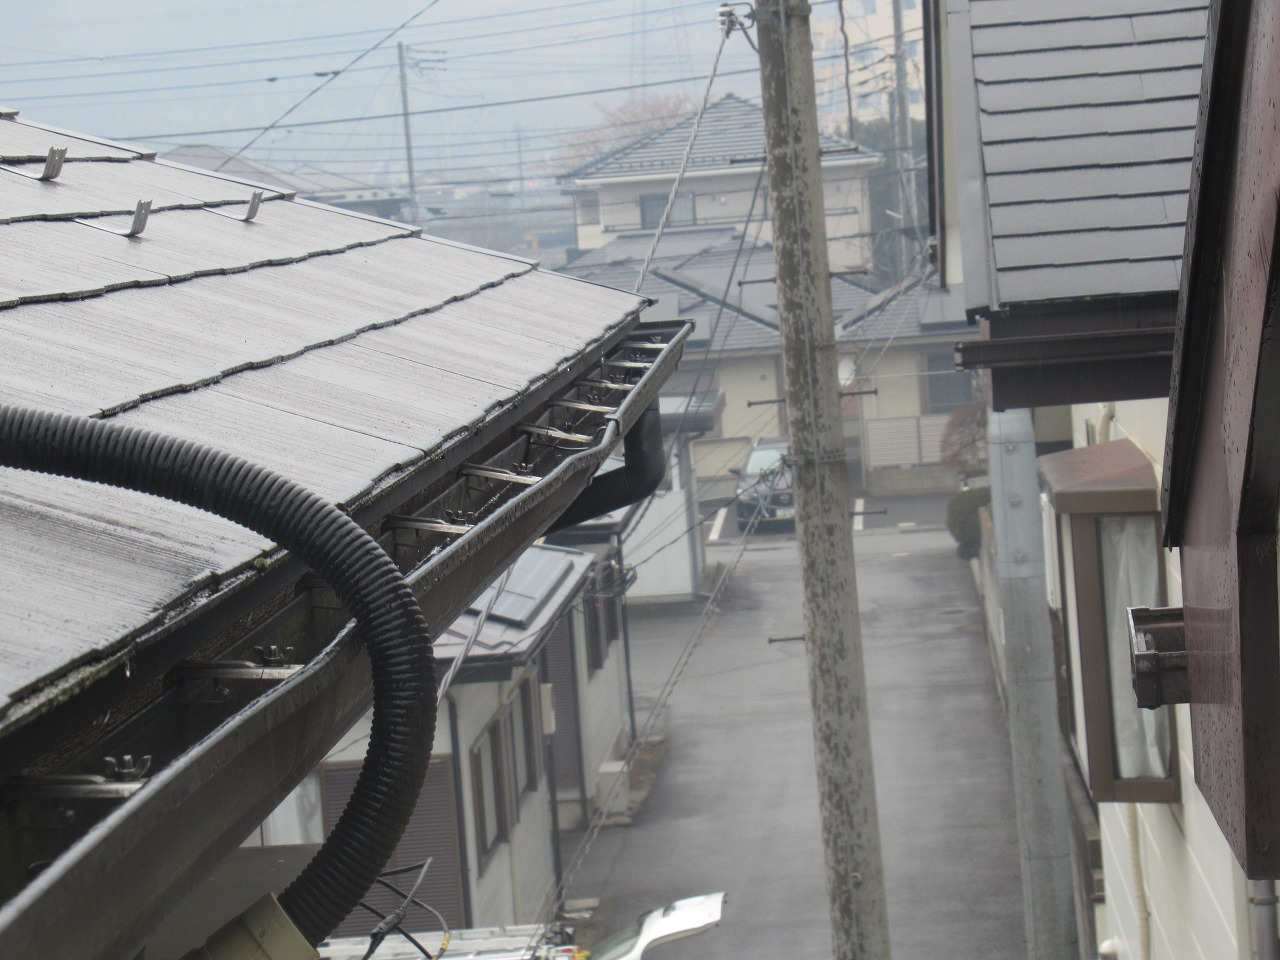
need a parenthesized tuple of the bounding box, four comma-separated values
(169, 661, 302, 683)
(462, 464, 541, 486)
(385, 515, 473, 536)
(519, 423, 593, 445)
(576, 378, 634, 393)
(1128, 606, 1189, 708)
(76, 199, 152, 238)
(0, 146, 66, 182)
(550, 398, 616, 414)
(1, 775, 145, 800)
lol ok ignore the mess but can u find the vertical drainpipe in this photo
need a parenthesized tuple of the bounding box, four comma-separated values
(541, 649, 564, 900)
(615, 533, 639, 744)
(1252, 879, 1280, 960)
(447, 693, 474, 928)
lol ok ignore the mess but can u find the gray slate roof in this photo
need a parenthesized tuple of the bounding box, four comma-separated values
(161, 144, 402, 203)
(435, 545, 591, 665)
(836, 272, 970, 345)
(567, 93, 869, 181)
(0, 113, 644, 714)
(560, 228, 877, 355)
(953, 0, 1208, 309)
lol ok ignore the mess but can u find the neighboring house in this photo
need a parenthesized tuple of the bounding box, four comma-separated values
(561, 93, 879, 275)
(563, 229, 984, 498)
(0, 109, 686, 959)
(835, 272, 981, 494)
(163, 143, 409, 220)
(560, 228, 875, 495)
(245, 544, 596, 936)
(922, 1, 1264, 957)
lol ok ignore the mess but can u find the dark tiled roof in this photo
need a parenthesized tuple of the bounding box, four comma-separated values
(435, 545, 592, 664)
(566, 94, 869, 181)
(561, 228, 854, 354)
(836, 273, 970, 345)
(0, 112, 644, 713)
(952, 0, 1208, 309)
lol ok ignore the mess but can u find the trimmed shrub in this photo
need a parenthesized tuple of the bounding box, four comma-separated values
(947, 486, 991, 560)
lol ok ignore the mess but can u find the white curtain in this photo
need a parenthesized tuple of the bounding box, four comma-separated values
(1100, 515, 1170, 779)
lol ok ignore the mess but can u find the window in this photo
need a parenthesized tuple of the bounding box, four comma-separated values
(585, 584, 605, 673)
(471, 723, 508, 864)
(600, 562, 623, 648)
(576, 193, 600, 226)
(512, 679, 542, 795)
(639, 192, 695, 230)
(585, 560, 624, 674)
(1040, 439, 1179, 803)
(924, 352, 973, 413)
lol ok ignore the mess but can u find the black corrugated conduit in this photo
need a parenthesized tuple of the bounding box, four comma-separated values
(0, 405, 435, 947)
(547, 400, 665, 533)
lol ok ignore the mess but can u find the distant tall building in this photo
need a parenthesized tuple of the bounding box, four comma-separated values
(812, 0, 926, 134)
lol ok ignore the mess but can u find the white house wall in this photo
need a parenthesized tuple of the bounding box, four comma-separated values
(578, 166, 871, 271)
(1069, 398, 1255, 960)
(628, 472, 698, 604)
(717, 354, 784, 440)
(864, 347, 922, 419)
(571, 606, 628, 801)
(251, 669, 559, 929)
(823, 170, 874, 273)
(505, 747, 556, 923)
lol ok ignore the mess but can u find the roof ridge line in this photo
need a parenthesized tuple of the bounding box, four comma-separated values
(979, 92, 1198, 116)
(0, 212, 418, 312)
(976, 63, 1203, 86)
(970, 5, 1208, 32)
(92, 255, 537, 420)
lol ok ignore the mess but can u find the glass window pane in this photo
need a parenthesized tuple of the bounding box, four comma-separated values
(1060, 514, 1089, 782)
(925, 352, 973, 413)
(1099, 515, 1171, 778)
(476, 732, 498, 849)
(512, 698, 529, 793)
(640, 193, 694, 229)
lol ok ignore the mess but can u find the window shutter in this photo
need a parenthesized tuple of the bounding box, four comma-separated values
(322, 758, 467, 938)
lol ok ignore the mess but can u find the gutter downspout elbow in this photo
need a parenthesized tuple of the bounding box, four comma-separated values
(548, 401, 665, 533)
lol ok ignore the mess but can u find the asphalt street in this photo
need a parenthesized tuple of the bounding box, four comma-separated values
(562, 495, 1025, 959)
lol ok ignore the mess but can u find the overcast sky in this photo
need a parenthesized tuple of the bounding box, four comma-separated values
(1, 0, 776, 184)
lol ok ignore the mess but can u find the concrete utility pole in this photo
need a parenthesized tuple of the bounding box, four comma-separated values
(890, 0, 919, 278)
(397, 42, 420, 224)
(755, 4, 892, 959)
(987, 409, 1077, 959)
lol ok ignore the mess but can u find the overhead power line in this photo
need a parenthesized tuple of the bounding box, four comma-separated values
(214, 0, 448, 171)
(121, 68, 756, 140)
(1, 0, 705, 69)
(120, 46, 882, 142)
